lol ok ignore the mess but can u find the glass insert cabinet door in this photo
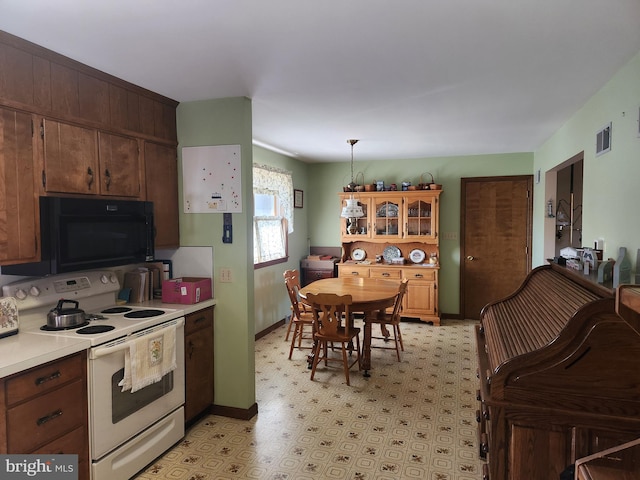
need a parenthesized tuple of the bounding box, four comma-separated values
(340, 197, 370, 238)
(372, 197, 402, 239)
(404, 197, 436, 241)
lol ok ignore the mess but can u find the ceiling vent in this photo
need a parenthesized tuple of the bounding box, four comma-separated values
(595, 122, 612, 156)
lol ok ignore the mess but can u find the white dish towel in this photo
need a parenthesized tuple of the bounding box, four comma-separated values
(119, 323, 177, 393)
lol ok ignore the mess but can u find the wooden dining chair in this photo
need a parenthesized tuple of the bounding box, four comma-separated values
(306, 292, 361, 386)
(283, 269, 314, 359)
(369, 278, 408, 361)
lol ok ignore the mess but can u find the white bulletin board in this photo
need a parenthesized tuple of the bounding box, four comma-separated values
(182, 145, 242, 213)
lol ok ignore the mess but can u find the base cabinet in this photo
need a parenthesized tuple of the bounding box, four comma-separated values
(184, 307, 214, 424)
(0, 352, 90, 480)
(337, 263, 439, 325)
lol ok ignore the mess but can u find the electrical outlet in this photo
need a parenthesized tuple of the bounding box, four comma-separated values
(220, 267, 232, 283)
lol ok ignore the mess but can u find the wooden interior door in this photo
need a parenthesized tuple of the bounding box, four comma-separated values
(461, 176, 533, 319)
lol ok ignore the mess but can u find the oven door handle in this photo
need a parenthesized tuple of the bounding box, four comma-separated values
(89, 318, 185, 360)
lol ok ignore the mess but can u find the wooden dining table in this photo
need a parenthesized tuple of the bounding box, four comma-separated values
(298, 276, 400, 376)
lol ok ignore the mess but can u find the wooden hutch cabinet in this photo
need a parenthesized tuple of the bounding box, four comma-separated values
(338, 190, 441, 325)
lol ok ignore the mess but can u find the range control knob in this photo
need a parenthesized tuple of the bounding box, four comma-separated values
(14, 289, 27, 300)
(100, 274, 109, 284)
(29, 286, 41, 297)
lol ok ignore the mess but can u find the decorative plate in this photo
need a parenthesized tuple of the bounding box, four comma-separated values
(377, 203, 399, 218)
(382, 245, 402, 263)
(351, 248, 366, 261)
(409, 249, 426, 264)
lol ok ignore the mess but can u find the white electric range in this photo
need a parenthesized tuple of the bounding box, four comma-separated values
(3, 270, 186, 480)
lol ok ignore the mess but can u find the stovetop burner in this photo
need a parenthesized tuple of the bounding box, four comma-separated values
(77, 325, 115, 334)
(41, 321, 90, 331)
(101, 307, 133, 314)
(124, 309, 165, 319)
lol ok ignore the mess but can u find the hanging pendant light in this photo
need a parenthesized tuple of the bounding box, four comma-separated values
(341, 140, 364, 234)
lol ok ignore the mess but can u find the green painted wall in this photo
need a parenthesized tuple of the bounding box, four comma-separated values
(252, 146, 310, 334)
(306, 153, 533, 315)
(176, 48, 640, 411)
(176, 97, 255, 410)
(533, 50, 640, 269)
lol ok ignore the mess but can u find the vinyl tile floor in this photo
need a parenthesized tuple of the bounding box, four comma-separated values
(134, 319, 483, 480)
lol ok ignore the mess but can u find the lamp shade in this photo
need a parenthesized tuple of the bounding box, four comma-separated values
(341, 197, 364, 218)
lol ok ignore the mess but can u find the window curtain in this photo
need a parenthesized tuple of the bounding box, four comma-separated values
(252, 164, 293, 233)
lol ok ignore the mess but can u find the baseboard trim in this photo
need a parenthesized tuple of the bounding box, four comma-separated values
(256, 318, 286, 340)
(211, 402, 259, 421)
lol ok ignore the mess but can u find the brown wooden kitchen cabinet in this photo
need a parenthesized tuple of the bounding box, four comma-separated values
(97, 131, 141, 197)
(0, 30, 180, 261)
(0, 106, 39, 265)
(338, 190, 442, 325)
(0, 352, 90, 480)
(41, 119, 142, 197)
(184, 307, 214, 425)
(145, 141, 180, 248)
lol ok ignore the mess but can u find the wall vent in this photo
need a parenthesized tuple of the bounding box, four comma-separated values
(596, 122, 612, 156)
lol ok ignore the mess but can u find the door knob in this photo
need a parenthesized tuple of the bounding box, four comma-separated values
(467, 256, 475, 261)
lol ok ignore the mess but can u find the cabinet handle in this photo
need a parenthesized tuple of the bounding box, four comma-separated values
(480, 433, 489, 454)
(382, 272, 390, 277)
(414, 274, 424, 278)
(193, 316, 207, 324)
(188, 340, 195, 360)
(37, 409, 63, 426)
(104, 168, 111, 190)
(35, 370, 61, 386)
(467, 255, 475, 261)
(350, 271, 360, 276)
(87, 167, 94, 189)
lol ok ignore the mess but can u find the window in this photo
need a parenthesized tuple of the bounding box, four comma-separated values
(253, 164, 293, 267)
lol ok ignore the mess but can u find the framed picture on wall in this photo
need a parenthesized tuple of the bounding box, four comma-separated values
(294, 189, 304, 208)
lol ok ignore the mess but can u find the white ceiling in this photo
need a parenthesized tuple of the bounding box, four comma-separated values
(1, 0, 639, 163)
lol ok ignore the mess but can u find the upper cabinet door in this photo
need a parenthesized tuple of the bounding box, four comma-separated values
(0, 107, 38, 264)
(403, 195, 438, 243)
(372, 196, 403, 240)
(145, 141, 179, 249)
(97, 132, 140, 197)
(42, 118, 99, 194)
(339, 195, 371, 241)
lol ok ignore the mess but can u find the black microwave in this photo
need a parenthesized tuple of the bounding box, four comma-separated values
(2, 196, 155, 276)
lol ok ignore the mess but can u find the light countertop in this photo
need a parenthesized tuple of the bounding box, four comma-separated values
(0, 298, 217, 379)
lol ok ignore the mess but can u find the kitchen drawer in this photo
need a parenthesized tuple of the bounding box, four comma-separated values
(403, 268, 436, 281)
(5, 353, 83, 406)
(185, 307, 214, 336)
(33, 426, 90, 480)
(370, 268, 402, 280)
(30, 425, 86, 454)
(7, 379, 86, 453)
(338, 265, 370, 277)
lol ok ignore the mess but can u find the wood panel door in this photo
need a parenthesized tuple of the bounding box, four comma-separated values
(42, 119, 99, 194)
(461, 176, 532, 319)
(97, 132, 140, 197)
(0, 107, 38, 264)
(144, 141, 179, 248)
